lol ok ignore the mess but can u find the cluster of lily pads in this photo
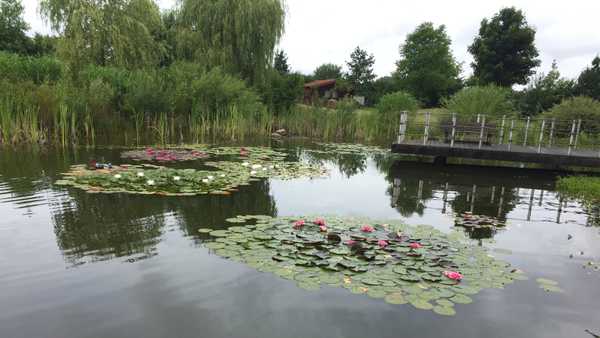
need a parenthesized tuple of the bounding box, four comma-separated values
(536, 278, 564, 293)
(121, 148, 209, 162)
(55, 155, 328, 196)
(312, 143, 389, 155)
(455, 212, 506, 233)
(198, 215, 527, 316)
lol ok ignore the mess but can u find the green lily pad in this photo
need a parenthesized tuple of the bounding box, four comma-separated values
(384, 292, 407, 305)
(450, 294, 473, 304)
(409, 298, 434, 310)
(433, 305, 456, 316)
(198, 228, 213, 234)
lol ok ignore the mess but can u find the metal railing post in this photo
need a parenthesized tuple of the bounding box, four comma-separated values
(478, 115, 486, 149)
(423, 112, 430, 145)
(523, 116, 531, 147)
(397, 111, 408, 143)
(568, 120, 576, 156)
(574, 119, 582, 150)
(499, 115, 506, 144)
(450, 113, 457, 148)
(508, 119, 515, 151)
(537, 119, 546, 154)
(548, 118, 556, 147)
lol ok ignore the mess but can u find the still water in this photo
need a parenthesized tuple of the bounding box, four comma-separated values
(0, 143, 599, 338)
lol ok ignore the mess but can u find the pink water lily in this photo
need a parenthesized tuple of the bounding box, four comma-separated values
(378, 240, 389, 248)
(345, 240, 357, 246)
(360, 225, 375, 233)
(293, 219, 305, 229)
(313, 218, 326, 226)
(443, 271, 463, 281)
(319, 225, 328, 232)
(409, 242, 423, 249)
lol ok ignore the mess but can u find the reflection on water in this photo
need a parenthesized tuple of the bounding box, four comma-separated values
(1, 145, 600, 338)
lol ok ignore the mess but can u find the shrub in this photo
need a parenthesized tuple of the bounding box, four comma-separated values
(557, 176, 600, 204)
(443, 85, 514, 118)
(0, 51, 62, 84)
(376, 91, 420, 114)
(122, 69, 172, 116)
(544, 96, 600, 134)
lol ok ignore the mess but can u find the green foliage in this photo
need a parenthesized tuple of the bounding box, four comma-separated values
(261, 70, 304, 114)
(0, 51, 63, 84)
(273, 50, 290, 75)
(40, 0, 166, 72)
(0, 0, 30, 54)
(395, 22, 462, 107)
(443, 85, 514, 117)
(469, 7, 540, 86)
(177, 0, 286, 85)
(544, 96, 600, 133)
(346, 46, 376, 101)
(376, 91, 420, 114)
(123, 69, 171, 115)
(557, 176, 600, 204)
(517, 61, 575, 116)
(575, 56, 600, 100)
(313, 63, 343, 80)
(372, 76, 399, 104)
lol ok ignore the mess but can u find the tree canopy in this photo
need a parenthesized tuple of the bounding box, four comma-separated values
(274, 50, 290, 75)
(313, 63, 343, 80)
(394, 22, 461, 106)
(576, 56, 600, 100)
(517, 60, 575, 115)
(0, 0, 30, 54)
(468, 7, 540, 87)
(346, 46, 376, 99)
(176, 0, 286, 85)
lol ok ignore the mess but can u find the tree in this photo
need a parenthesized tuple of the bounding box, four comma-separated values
(313, 63, 343, 80)
(177, 0, 286, 85)
(40, 0, 166, 73)
(394, 22, 461, 106)
(576, 56, 600, 100)
(517, 60, 575, 115)
(273, 50, 290, 75)
(0, 0, 30, 54)
(346, 46, 376, 100)
(468, 7, 540, 87)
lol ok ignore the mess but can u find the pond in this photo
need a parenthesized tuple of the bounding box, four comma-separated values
(0, 142, 599, 338)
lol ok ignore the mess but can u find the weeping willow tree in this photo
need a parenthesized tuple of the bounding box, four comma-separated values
(177, 0, 286, 85)
(40, 0, 165, 74)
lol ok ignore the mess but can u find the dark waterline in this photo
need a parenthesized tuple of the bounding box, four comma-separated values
(0, 144, 599, 338)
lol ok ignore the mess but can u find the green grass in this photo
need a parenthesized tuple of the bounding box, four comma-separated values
(556, 176, 600, 204)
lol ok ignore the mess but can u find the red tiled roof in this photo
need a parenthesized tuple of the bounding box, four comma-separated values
(304, 79, 336, 88)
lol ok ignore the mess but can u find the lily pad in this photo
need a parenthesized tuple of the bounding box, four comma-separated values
(433, 305, 456, 316)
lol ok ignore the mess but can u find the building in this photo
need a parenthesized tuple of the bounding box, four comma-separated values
(303, 79, 337, 105)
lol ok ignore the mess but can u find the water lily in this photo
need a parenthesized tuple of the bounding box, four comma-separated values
(113, 174, 122, 179)
(173, 176, 181, 181)
(262, 168, 267, 171)
(345, 240, 357, 246)
(378, 240, 389, 248)
(319, 225, 328, 232)
(207, 175, 214, 180)
(269, 166, 275, 169)
(202, 179, 209, 183)
(242, 162, 250, 167)
(251, 164, 262, 169)
(293, 219, 305, 229)
(409, 242, 423, 249)
(220, 174, 225, 178)
(250, 171, 257, 175)
(443, 271, 463, 281)
(137, 172, 145, 177)
(146, 180, 155, 186)
(360, 225, 375, 233)
(314, 218, 326, 226)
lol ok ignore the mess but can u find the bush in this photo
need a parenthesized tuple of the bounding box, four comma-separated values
(376, 91, 419, 114)
(443, 85, 514, 118)
(0, 52, 62, 84)
(122, 69, 172, 115)
(544, 96, 600, 134)
(557, 176, 600, 204)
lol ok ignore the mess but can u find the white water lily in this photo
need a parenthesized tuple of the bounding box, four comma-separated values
(146, 180, 155, 185)
(242, 162, 250, 167)
(269, 166, 275, 169)
(113, 174, 122, 179)
(173, 176, 181, 181)
(262, 168, 267, 171)
(207, 175, 214, 180)
(219, 174, 225, 178)
(202, 179, 209, 183)
(137, 172, 145, 177)
(250, 171, 257, 175)
(251, 164, 262, 169)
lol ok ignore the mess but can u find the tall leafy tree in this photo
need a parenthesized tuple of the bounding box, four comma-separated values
(177, 0, 286, 85)
(518, 60, 575, 115)
(468, 7, 540, 87)
(313, 63, 343, 80)
(40, 0, 165, 72)
(346, 46, 375, 100)
(0, 0, 30, 54)
(273, 50, 290, 75)
(576, 56, 600, 100)
(394, 22, 461, 106)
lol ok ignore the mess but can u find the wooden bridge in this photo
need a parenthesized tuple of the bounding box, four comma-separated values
(391, 112, 600, 168)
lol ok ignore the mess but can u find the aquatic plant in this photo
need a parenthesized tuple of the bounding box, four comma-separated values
(198, 215, 528, 315)
(556, 176, 600, 205)
(121, 148, 209, 162)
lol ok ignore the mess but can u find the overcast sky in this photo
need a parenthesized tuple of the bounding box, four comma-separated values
(22, 0, 600, 80)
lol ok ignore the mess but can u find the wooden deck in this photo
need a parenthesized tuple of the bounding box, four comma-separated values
(391, 141, 600, 168)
